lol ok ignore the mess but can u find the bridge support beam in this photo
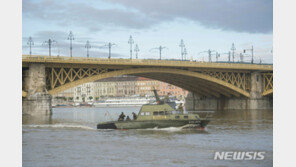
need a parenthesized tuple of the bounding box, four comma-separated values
(22, 63, 52, 116)
(185, 72, 272, 111)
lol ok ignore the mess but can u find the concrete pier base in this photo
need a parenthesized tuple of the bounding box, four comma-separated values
(22, 63, 52, 116)
(22, 93, 52, 116)
(185, 93, 272, 111)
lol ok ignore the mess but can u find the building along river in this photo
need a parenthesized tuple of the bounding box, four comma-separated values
(23, 107, 272, 167)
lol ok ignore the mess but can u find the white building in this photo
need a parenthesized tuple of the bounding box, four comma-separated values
(73, 82, 95, 102)
(93, 81, 116, 99)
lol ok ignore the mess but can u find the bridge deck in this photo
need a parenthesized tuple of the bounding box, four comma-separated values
(22, 55, 273, 71)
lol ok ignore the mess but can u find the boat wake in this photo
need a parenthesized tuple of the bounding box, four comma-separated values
(142, 126, 183, 132)
(23, 124, 95, 130)
(153, 126, 183, 131)
(141, 124, 206, 131)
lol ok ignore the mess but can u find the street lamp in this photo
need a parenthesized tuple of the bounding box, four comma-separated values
(150, 46, 167, 60)
(179, 39, 185, 60)
(134, 44, 139, 59)
(27, 37, 34, 55)
(99, 42, 116, 59)
(85, 40, 91, 58)
(183, 48, 187, 60)
(128, 35, 134, 59)
(243, 45, 254, 64)
(43, 39, 56, 56)
(67, 31, 74, 57)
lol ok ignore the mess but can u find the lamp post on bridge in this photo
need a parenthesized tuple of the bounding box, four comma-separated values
(128, 35, 134, 59)
(107, 43, 116, 59)
(215, 52, 220, 62)
(99, 42, 116, 59)
(231, 43, 236, 63)
(67, 31, 74, 57)
(240, 53, 244, 63)
(183, 48, 187, 61)
(198, 49, 216, 62)
(27, 37, 34, 55)
(150, 46, 167, 60)
(43, 39, 56, 56)
(179, 39, 185, 61)
(219, 52, 231, 62)
(207, 49, 217, 62)
(85, 40, 91, 58)
(134, 44, 139, 59)
(243, 45, 254, 64)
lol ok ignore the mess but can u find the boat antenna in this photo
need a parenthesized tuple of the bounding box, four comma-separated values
(152, 87, 163, 104)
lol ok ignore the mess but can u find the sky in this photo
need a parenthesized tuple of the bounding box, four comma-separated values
(22, 0, 273, 63)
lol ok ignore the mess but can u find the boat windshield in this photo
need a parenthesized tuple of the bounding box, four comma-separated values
(171, 110, 183, 115)
(151, 110, 182, 115)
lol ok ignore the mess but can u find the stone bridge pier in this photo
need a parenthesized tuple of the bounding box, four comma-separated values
(185, 72, 273, 111)
(22, 63, 52, 116)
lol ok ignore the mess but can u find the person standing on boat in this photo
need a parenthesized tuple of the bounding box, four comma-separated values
(178, 103, 184, 114)
(118, 112, 126, 121)
(126, 116, 131, 121)
(132, 112, 137, 120)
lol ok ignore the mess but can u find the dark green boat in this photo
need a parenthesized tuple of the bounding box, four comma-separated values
(97, 90, 210, 130)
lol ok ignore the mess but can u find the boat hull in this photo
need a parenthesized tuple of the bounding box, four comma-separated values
(97, 119, 210, 129)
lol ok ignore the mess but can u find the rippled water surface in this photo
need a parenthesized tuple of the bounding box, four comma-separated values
(23, 107, 273, 167)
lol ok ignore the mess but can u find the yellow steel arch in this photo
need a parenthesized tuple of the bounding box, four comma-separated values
(48, 68, 250, 97)
(262, 89, 273, 96)
(22, 90, 27, 97)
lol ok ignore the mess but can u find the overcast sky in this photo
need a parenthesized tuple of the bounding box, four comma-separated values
(22, 0, 273, 63)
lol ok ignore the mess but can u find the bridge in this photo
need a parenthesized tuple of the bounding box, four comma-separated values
(22, 55, 273, 115)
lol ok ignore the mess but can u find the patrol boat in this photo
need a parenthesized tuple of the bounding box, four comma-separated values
(97, 90, 210, 130)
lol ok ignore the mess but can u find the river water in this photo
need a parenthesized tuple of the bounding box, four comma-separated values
(23, 107, 273, 167)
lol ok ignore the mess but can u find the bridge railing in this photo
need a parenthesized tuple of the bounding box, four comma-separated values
(22, 55, 273, 70)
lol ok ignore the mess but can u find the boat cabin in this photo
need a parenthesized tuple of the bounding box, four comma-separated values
(137, 103, 200, 121)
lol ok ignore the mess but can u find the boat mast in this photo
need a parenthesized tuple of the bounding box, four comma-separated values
(152, 87, 162, 104)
